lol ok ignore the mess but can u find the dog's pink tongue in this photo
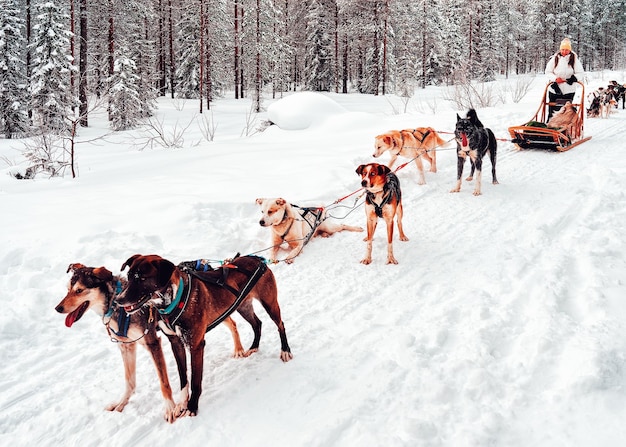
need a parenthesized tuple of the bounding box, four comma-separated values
(65, 311, 78, 327)
(64, 302, 89, 327)
(461, 132, 468, 146)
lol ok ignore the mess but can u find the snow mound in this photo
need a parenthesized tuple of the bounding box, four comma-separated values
(267, 92, 347, 130)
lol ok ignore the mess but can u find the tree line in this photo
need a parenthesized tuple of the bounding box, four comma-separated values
(1, 0, 625, 138)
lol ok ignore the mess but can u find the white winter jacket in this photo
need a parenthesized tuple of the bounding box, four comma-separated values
(545, 51, 584, 95)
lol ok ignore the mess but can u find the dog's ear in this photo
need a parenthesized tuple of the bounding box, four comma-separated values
(156, 258, 176, 288)
(456, 113, 462, 122)
(67, 263, 86, 273)
(92, 267, 113, 282)
(377, 164, 391, 176)
(356, 164, 365, 175)
(276, 198, 286, 206)
(121, 254, 142, 271)
(383, 135, 392, 145)
(255, 198, 265, 205)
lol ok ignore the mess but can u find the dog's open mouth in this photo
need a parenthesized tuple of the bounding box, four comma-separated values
(65, 301, 89, 328)
(460, 132, 468, 146)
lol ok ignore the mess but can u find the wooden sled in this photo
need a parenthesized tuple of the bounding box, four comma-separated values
(509, 81, 591, 152)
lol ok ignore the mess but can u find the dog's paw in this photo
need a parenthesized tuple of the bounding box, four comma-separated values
(360, 258, 372, 265)
(450, 188, 461, 193)
(280, 350, 293, 362)
(465, 176, 473, 181)
(244, 348, 258, 357)
(105, 401, 127, 412)
(232, 348, 247, 358)
(473, 190, 482, 196)
(400, 235, 409, 242)
(386, 256, 399, 265)
(163, 401, 177, 423)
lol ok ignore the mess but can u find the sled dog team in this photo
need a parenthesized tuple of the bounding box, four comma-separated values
(55, 108, 498, 422)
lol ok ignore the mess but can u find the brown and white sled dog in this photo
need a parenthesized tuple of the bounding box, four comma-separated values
(256, 197, 363, 263)
(115, 254, 293, 417)
(356, 163, 408, 265)
(373, 127, 444, 185)
(54, 263, 246, 422)
(451, 109, 498, 196)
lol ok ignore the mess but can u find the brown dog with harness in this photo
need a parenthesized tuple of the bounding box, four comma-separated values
(54, 263, 248, 422)
(115, 254, 293, 418)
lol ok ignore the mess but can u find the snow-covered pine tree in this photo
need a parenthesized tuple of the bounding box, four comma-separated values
(176, 1, 201, 99)
(108, 53, 142, 130)
(0, 0, 30, 138)
(305, 0, 334, 91)
(29, 0, 77, 134)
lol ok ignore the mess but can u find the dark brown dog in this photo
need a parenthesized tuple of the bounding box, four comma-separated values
(115, 254, 293, 418)
(356, 163, 408, 264)
(54, 263, 247, 422)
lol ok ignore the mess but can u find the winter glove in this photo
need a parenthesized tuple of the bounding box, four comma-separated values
(566, 75, 577, 85)
(551, 82, 562, 95)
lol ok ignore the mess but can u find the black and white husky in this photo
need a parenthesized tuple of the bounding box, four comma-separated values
(451, 109, 498, 196)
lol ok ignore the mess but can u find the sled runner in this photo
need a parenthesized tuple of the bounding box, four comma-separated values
(508, 81, 591, 152)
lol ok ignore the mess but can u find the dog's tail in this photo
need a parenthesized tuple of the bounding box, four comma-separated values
(467, 109, 484, 128)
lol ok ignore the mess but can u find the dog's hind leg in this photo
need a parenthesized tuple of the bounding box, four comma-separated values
(257, 299, 293, 362)
(235, 301, 263, 356)
(412, 156, 427, 185)
(106, 343, 137, 412)
(490, 151, 498, 185)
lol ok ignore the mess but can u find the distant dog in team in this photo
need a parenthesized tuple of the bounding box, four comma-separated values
(256, 197, 363, 263)
(373, 127, 444, 185)
(547, 101, 581, 138)
(451, 109, 498, 196)
(55, 263, 247, 422)
(356, 163, 408, 265)
(115, 254, 292, 417)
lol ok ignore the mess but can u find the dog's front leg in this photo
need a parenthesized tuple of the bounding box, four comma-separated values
(144, 336, 177, 423)
(450, 153, 465, 193)
(472, 156, 483, 196)
(106, 343, 137, 412)
(384, 215, 398, 265)
(285, 240, 304, 264)
(185, 339, 206, 417)
(223, 316, 246, 358)
(164, 333, 189, 417)
(360, 215, 377, 264)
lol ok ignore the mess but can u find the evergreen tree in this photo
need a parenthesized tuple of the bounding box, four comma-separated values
(108, 52, 142, 130)
(29, 0, 77, 133)
(305, 0, 334, 91)
(0, 0, 30, 138)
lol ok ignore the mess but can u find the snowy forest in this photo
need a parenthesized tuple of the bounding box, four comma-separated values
(0, 0, 625, 139)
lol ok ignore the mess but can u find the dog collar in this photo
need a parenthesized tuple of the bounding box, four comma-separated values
(104, 280, 124, 318)
(159, 278, 185, 315)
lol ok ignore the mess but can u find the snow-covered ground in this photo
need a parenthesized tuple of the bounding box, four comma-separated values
(1, 72, 625, 447)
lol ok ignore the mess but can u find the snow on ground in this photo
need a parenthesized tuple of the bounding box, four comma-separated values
(1, 72, 626, 447)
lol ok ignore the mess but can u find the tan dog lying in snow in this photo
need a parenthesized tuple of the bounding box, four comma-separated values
(256, 197, 363, 263)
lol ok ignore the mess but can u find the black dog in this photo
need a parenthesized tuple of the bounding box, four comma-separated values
(451, 109, 498, 196)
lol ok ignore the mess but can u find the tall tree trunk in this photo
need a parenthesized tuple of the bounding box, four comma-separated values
(381, 0, 389, 95)
(234, 0, 240, 99)
(342, 33, 348, 94)
(254, 0, 261, 112)
(79, 0, 88, 126)
(199, 0, 204, 112)
(70, 0, 75, 105)
(26, 0, 32, 118)
(108, 0, 115, 120)
(158, 0, 166, 96)
(334, 2, 339, 93)
(168, 0, 175, 98)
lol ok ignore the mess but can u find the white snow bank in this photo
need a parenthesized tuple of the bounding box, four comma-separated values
(267, 92, 347, 130)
